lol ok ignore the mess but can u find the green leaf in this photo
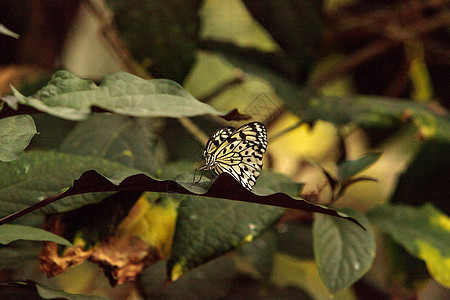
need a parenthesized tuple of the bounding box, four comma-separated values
(297, 95, 450, 142)
(36, 282, 109, 300)
(242, 0, 322, 72)
(237, 230, 277, 278)
(59, 114, 167, 174)
(11, 71, 240, 121)
(0, 115, 37, 162)
(168, 196, 284, 281)
(367, 203, 450, 288)
(0, 241, 41, 268)
(391, 140, 450, 214)
(142, 258, 238, 299)
(0, 224, 72, 246)
(384, 237, 429, 291)
(337, 152, 382, 182)
(106, 0, 200, 82)
(1, 163, 363, 228)
(0, 23, 19, 39)
(166, 172, 298, 281)
(141, 258, 312, 300)
(0, 151, 141, 217)
(313, 208, 375, 294)
(28, 114, 77, 150)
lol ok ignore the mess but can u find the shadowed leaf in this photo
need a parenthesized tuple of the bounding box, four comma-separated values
(0, 115, 37, 162)
(0, 168, 364, 229)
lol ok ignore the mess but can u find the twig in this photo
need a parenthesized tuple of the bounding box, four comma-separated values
(311, 40, 396, 89)
(178, 117, 209, 146)
(198, 72, 245, 103)
(82, 0, 149, 77)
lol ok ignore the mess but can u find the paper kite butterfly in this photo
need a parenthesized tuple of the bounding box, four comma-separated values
(199, 122, 268, 191)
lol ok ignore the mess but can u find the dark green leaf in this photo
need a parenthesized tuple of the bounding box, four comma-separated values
(0, 115, 37, 162)
(297, 95, 450, 142)
(277, 223, 313, 259)
(0, 282, 41, 300)
(140, 257, 312, 300)
(59, 114, 167, 174)
(313, 208, 375, 294)
(237, 230, 277, 278)
(0, 224, 71, 246)
(167, 196, 285, 281)
(242, 0, 322, 76)
(0, 166, 363, 231)
(0, 151, 141, 217)
(166, 172, 301, 281)
(0, 241, 41, 268)
(10, 71, 242, 121)
(28, 114, 77, 150)
(384, 237, 429, 291)
(367, 203, 450, 288)
(337, 152, 382, 182)
(391, 140, 450, 215)
(140, 258, 238, 299)
(0, 281, 109, 300)
(106, 0, 200, 82)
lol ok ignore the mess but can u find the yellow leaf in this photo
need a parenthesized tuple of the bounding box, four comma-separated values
(405, 43, 433, 102)
(116, 193, 178, 258)
(416, 240, 450, 288)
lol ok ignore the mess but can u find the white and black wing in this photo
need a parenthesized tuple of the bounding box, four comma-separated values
(213, 122, 267, 190)
(203, 126, 235, 157)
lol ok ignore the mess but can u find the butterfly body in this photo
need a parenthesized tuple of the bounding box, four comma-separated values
(200, 122, 267, 191)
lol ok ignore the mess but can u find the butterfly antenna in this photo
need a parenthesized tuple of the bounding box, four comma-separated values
(183, 132, 204, 150)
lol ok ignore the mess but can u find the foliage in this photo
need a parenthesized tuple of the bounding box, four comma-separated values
(0, 0, 449, 299)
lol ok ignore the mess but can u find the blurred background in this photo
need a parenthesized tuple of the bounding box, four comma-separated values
(0, 0, 449, 299)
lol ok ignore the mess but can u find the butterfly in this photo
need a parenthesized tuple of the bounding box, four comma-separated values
(199, 122, 268, 191)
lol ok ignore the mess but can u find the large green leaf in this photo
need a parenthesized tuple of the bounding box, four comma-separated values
(10, 71, 241, 121)
(59, 114, 167, 174)
(313, 208, 375, 294)
(166, 172, 298, 281)
(0, 151, 140, 217)
(0, 115, 37, 162)
(106, 0, 200, 82)
(367, 203, 450, 288)
(0, 224, 71, 246)
(0, 165, 362, 227)
(140, 258, 312, 300)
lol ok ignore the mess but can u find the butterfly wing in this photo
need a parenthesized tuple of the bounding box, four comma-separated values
(203, 126, 235, 157)
(228, 122, 267, 152)
(213, 123, 267, 190)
